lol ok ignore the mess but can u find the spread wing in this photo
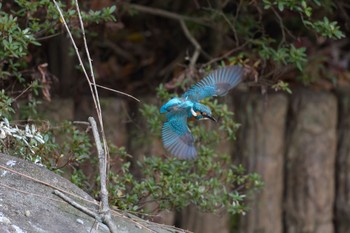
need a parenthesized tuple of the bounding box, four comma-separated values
(160, 97, 183, 114)
(182, 65, 244, 102)
(162, 111, 197, 159)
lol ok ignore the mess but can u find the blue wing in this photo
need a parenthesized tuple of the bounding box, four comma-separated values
(182, 65, 244, 102)
(160, 97, 183, 113)
(162, 111, 197, 159)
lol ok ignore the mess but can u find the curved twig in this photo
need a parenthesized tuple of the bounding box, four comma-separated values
(180, 19, 201, 69)
(53, 190, 102, 222)
(125, 3, 209, 26)
(93, 84, 140, 102)
(126, 3, 212, 68)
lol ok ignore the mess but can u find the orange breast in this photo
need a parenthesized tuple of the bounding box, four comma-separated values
(188, 116, 197, 122)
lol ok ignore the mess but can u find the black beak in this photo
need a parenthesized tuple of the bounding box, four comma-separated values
(204, 115, 217, 122)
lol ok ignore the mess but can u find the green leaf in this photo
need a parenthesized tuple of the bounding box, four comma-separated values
(278, 2, 284, 11)
(109, 5, 116, 13)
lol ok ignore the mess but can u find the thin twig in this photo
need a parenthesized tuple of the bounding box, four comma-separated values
(0, 183, 64, 204)
(233, 0, 243, 47)
(125, 3, 209, 26)
(36, 31, 63, 41)
(0, 164, 96, 204)
(53, 190, 102, 222)
(52, 0, 92, 90)
(180, 19, 201, 69)
(221, 11, 239, 46)
(93, 84, 140, 102)
(203, 41, 248, 67)
(88, 117, 118, 233)
(72, 120, 91, 126)
(52, 0, 101, 137)
(271, 7, 286, 47)
(13, 83, 33, 101)
(73, 0, 102, 123)
(73, 0, 111, 179)
(128, 2, 211, 68)
(55, 0, 98, 110)
(97, 40, 137, 63)
(202, 6, 240, 47)
(53, 0, 138, 122)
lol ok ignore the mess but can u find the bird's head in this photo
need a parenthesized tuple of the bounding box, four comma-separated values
(191, 103, 216, 122)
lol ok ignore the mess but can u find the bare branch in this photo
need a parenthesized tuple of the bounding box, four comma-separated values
(93, 84, 140, 102)
(97, 40, 137, 63)
(180, 19, 201, 69)
(52, 0, 92, 86)
(203, 41, 248, 67)
(72, 0, 110, 173)
(0, 182, 63, 204)
(271, 7, 286, 47)
(53, 0, 139, 109)
(53, 190, 102, 222)
(88, 117, 107, 208)
(53, 190, 121, 233)
(52, 1, 121, 232)
(125, 3, 208, 26)
(126, 3, 211, 68)
(0, 164, 97, 204)
(13, 83, 34, 101)
(88, 117, 118, 233)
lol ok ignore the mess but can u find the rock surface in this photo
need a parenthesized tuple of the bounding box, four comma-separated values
(0, 153, 184, 233)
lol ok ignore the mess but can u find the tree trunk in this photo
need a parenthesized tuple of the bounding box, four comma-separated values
(234, 92, 288, 233)
(284, 90, 337, 233)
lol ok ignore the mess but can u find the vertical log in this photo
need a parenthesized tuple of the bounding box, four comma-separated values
(335, 89, 350, 233)
(39, 98, 74, 122)
(234, 93, 288, 233)
(179, 206, 229, 233)
(178, 95, 238, 233)
(285, 90, 337, 233)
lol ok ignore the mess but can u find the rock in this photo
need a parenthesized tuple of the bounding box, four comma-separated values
(0, 153, 184, 233)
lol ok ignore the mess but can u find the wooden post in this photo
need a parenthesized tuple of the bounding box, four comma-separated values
(335, 89, 350, 233)
(285, 90, 337, 233)
(180, 206, 230, 233)
(234, 93, 288, 233)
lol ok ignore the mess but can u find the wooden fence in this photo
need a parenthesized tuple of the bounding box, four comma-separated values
(40, 88, 350, 233)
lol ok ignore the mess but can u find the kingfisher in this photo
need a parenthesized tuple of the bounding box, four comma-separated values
(160, 65, 244, 159)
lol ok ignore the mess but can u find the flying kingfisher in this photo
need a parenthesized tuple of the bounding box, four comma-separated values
(160, 65, 244, 159)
